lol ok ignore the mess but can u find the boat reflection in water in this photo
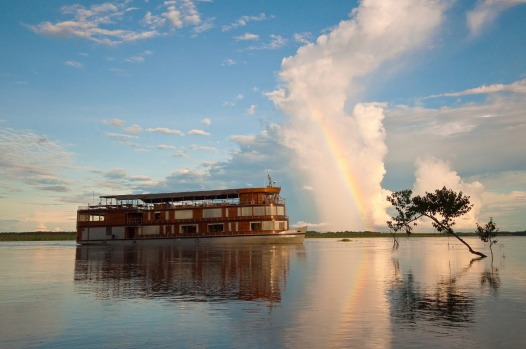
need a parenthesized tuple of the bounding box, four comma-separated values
(74, 244, 302, 302)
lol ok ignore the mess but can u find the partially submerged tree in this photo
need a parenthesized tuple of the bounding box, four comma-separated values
(387, 187, 487, 258)
(476, 218, 498, 260)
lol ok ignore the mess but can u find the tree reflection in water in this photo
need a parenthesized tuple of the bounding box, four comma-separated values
(389, 256, 503, 330)
(388, 258, 483, 328)
(480, 267, 500, 297)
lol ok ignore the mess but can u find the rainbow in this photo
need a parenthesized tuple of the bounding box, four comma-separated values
(310, 108, 374, 230)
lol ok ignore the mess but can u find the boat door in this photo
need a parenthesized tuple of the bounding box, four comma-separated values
(126, 227, 136, 239)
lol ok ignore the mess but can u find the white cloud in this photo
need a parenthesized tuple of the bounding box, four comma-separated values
(173, 150, 189, 158)
(0, 127, 74, 192)
(222, 13, 272, 32)
(103, 118, 143, 135)
(234, 33, 259, 41)
(146, 127, 184, 135)
(384, 83, 526, 176)
(293, 32, 313, 45)
(246, 34, 287, 50)
(412, 156, 485, 230)
(481, 190, 526, 231)
(163, 6, 183, 27)
(158, 144, 176, 149)
(201, 118, 211, 126)
(100, 168, 157, 189)
(467, 0, 526, 36)
(268, 34, 287, 49)
(426, 78, 526, 98)
(193, 17, 214, 33)
(246, 104, 256, 115)
(188, 129, 211, 136)
(29, 1, 203, 45)
(292, 221, 327, 229)
(222, 58, 237, 66)
(229, 134, 256, 144)
(124, 124, 142, 133)
(106, 132, 137, 139)
(268, 0, 449, 231)
(223, 94, 244, 106)
(64, 60, 83, 68)
(103, 118, 124, 127)
(139, 168, 210, 192)
(125, 50, 153, 63)
(190, 144, 217, 152)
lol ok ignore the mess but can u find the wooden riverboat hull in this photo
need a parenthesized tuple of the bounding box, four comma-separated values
(77, 227, 306, 246)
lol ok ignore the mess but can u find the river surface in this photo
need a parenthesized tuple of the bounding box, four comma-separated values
(0, 237, 525, 348)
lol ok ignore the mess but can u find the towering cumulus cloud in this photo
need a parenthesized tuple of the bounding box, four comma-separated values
(269, 0, 448, 231)
(413, 157, 485, 229)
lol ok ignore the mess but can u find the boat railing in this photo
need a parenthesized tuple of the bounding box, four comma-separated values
(78, 199, 286, 211)
(148, 215, 289, 224)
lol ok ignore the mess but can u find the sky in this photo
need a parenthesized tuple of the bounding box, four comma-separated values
(1, 0, 525, 233)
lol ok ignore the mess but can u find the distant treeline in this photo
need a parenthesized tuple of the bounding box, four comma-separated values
(0, 232, 76, 241)
(1, 231, 525, 241)
(305, 231, 526, 238)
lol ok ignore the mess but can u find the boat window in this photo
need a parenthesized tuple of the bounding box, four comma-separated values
(238, 207, 252, 216)
(88, 214, 105, 222)
(181, 225, 197, 235)
(154, 212, 161, 221)
(175, 210, 193, 219)
(253, 207, 265, 216)
(276, 221, 287, 230)
(265, 206, 277, 216)
(203, 208, 222, 218)
(207, 224, 224, 233)
(250, 222, 262, 231)
(142, 225, 160, 235)
(262, 221, 273, 230)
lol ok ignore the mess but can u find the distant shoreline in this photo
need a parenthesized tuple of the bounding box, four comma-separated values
(0, 232, 77, 241)
(305, 231, 526, 238)
(1, 230, 525, 241)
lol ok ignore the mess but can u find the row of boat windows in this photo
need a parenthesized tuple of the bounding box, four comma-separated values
(78, 206, 286, 223)
(138, 221, 288, 234)
(149, 206, 286, 222)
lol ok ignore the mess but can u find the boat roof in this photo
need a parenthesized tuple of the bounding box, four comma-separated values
(100, 187, 280, 204)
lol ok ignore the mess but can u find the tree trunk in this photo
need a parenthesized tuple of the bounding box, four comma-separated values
(448, 230, 487, 258)
(427, 216, 487, 258)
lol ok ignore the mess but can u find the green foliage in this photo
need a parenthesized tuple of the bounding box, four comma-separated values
(476, 218, 498, 243)
(476, 218, 499, 259)
(387, 187, 473, 234)
(386, 187, 486, 258)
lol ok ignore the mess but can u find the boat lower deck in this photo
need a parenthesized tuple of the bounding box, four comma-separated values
(77, 228, 306, 246)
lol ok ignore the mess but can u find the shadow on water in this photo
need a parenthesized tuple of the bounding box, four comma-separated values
(74, 244, 303, 303)
(387, 257, 501, 329)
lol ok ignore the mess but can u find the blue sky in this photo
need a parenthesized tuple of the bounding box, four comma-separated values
(1, 0, 525, 232)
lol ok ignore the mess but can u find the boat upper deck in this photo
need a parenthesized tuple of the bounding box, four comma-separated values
(79, 186, 283, 211)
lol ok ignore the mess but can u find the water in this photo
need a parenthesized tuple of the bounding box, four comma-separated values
(0, 237, 525, 348)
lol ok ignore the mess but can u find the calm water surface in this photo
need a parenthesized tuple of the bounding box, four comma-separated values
(1, 237, 525, 348)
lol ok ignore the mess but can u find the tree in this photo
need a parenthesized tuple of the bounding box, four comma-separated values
(387, 187, 487, 258)
(476, 218, 498, 260)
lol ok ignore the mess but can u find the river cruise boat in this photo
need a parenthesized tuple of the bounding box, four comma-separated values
(76, 183, 306, 245)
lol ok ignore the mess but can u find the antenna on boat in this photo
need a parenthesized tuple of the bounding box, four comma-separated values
(267, 173, 272, 187)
